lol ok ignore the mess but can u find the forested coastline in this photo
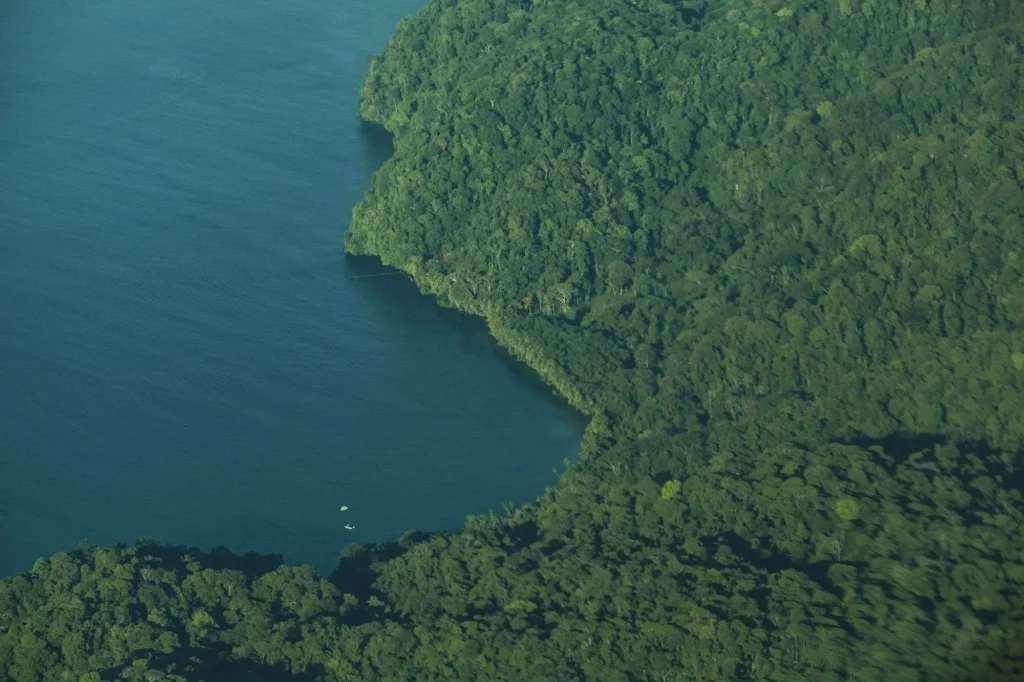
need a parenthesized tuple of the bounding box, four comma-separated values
(3, 0, 1023, 680)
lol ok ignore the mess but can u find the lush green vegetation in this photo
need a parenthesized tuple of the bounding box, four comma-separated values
(3, 0, 1023, 679)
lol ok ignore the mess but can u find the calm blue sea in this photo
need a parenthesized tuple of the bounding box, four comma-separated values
(0, 0, 584, 576)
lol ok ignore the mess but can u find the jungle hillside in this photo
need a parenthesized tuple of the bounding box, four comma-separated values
(3, 0, 1024, 680)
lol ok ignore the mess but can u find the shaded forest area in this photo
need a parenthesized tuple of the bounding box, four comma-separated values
(3, 0, 1023, 679)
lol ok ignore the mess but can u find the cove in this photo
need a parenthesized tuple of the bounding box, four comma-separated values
(0, 0, 586, 577)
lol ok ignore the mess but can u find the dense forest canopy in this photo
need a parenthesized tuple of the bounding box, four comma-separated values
(3, 0, 1023, 680)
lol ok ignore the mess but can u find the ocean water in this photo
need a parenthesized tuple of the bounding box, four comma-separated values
(0, 0, 585, 576)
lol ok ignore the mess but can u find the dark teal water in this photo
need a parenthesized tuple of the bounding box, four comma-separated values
(0, 0, 584, 577)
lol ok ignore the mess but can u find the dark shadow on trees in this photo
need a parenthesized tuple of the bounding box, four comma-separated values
(128, 541, 284, 579)
(358, 119, 395, 173)
(846, 432, 948, 459)
(844, 435, 1022, 492)
(508, 520, 540, 549)
(330, 530, 432, 601)
(200, 546, 285, 576)
(121, 645, 324, 682)
(681, 2, 707, 24)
